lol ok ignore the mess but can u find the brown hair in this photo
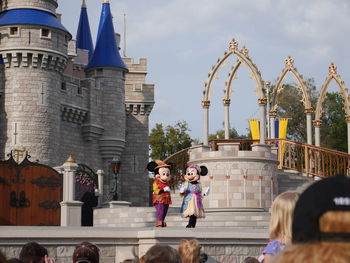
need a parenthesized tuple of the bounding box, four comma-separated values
(269, 192, 299, 244)
(178, 240, 201, 263)
(140, 245, 181, 263)
(73, 242, 100, 263)
(19, 242, 47, 263)
(274, 211, 350, 263)
(0, 251, 7, 263)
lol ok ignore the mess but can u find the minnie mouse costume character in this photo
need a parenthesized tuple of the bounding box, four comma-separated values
(179, 164, 209, 228)
(147, 160, 172, 227)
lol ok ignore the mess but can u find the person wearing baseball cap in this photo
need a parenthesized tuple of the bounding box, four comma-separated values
(274, 174, 350, 263)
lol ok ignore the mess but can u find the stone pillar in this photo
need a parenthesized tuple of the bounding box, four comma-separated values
(222, 99, 231, 140)
(265, 82, 271, 139)
(223, 99, 231, 139)
(202, 100, 210, 146)
(269, 110, 277, 139)
(347, 116, 350, 154)
(60, 156, 83, 226)
(96, 169, 104, 207)
(313, 120, 322, 147)
(305, 108, 313, 145)
(258, 98, 267, 144)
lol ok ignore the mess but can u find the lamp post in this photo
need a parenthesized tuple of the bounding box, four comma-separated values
(111, 157, 121, 200)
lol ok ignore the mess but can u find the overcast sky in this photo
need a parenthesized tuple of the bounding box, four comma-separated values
(57, 0, 350, 141)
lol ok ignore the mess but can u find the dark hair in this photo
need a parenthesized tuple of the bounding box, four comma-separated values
(0, 251, 7, 263)
(242, 257, 259, 263)
(73, 242, 100, 263)
(141, 245, 181, 263)
(8, 258, 24, 263)
(19, 242, 47, 263)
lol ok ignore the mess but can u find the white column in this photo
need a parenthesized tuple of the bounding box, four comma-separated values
(223, 99, 230, 139)
(62, 157, 79, 201)
(60, 156, 82, 226)
(315, 127, 320, 147)
(265, 82, 271, 139)
(348, 122, 350, 154)
(306, 112, 313, 145)
(202, 101, 210, 146)
(258, 99, 267, 144)
(270, 115, 276, 139)
(96, 169, 104, 207)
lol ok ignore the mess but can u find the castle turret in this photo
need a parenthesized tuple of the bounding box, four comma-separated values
(85, 0, 128, 200)
(76, 0, 94, 60)
(0, 0, 71, 163)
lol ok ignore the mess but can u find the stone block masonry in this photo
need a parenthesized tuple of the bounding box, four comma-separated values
(0, 226, 268, 263)
(0, 0, 155, 206)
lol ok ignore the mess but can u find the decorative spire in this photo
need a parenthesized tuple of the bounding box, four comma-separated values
(76, 0, 94, 60)
(65, 155, 76, 163)
(87, 0, 127, 70)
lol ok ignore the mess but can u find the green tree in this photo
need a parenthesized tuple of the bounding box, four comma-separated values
(275, 79, 347, 152)
(320, 92, 347, 152)
(275, 78, 317, 141)
(208, 127, 248, 140)
(149, 121, 193, 160)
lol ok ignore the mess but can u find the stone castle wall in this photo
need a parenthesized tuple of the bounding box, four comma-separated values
(121, 58, 155, 206)
(0, 227, 268, 263)
(188, 143, 279, 209)
(0, 0, 58, 14)
(0, 1, 154, 205)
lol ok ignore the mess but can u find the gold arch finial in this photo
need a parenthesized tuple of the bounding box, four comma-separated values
(65, 155, 76, 163)
(285, 56, 294, 68)
(82, 0, 87, 8)
(103, 0, 110, 3)
(229, 39, 238, 51)
(329, 63, 337, 75)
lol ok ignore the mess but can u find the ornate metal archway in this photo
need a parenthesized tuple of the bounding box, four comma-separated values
(202, 39, 266, 145)
(269, 56, 313, 144)
(313, 63, 350, 153)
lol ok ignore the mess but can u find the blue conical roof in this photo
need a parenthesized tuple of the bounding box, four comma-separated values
(0, 9, 71, 38)
(87, 1, 127, 71)
(76, 0, 94, 59)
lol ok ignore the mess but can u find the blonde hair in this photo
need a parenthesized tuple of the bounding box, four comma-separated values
(274, 211, 350, 263)
(178, 239, 201, 263)
(269, 191, 299, 244)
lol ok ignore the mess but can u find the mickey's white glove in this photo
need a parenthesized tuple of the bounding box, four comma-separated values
(178, 184, 185, 193)
(203, 187, 210, 196)
(163, 186, 171, 192)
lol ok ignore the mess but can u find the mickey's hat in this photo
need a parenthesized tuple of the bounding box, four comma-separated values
(155, 160, 171, 169)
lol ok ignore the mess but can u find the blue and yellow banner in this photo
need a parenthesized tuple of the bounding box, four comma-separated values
(274, 118, 289, 139)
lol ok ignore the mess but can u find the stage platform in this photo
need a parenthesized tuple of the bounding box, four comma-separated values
(0, 226, 268, 263)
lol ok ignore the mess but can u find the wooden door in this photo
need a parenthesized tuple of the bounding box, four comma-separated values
(0, 154, 62, 226)
(18, 163, 62, 225)
(0, 157, 17, 225)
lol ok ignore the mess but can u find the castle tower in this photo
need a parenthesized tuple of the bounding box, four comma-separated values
(122, 57, 155, 205)
(0, 0, 71, 164)
(85, 0, 128, 199)
(76, 0, 94, 60)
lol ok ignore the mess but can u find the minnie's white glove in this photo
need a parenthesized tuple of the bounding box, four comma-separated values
(178, 184, 185, 193)
(203, 187, 210, 196)
(163, 186, 171, 192)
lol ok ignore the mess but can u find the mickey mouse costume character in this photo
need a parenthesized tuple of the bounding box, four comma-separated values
(147, 160, 172, 227)
(179, 164, 209, 228)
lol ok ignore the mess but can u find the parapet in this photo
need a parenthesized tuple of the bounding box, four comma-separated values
(123, 57, 148, 73)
